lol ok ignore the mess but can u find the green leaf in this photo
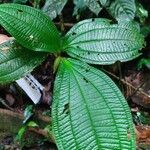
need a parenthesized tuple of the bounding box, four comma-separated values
(141, 25, 150, 37)
(16, 126, 26, 143)
(86, 0, 102, 16)
(135, 112, 150, 125)
(73, 0, 86, 15)
(107, 0, 136, 22)
(135, 2, 148, 23)
(42, 0, 67, 20)
(23, 105, 34, 124)
(27, 121, 38, 127)
(73, 0, 102, 16)
(52, 58, 136, 150)
(0, 39, 47, 83)
(138, 58, 150, 70)
(73, 0, 135, 20)
(0, 3, 62, 52)
(64, 19, 144, 65)
(99, 0, 108, 6)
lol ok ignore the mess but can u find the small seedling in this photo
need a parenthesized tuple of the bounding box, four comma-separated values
(0, 3, 145, 149)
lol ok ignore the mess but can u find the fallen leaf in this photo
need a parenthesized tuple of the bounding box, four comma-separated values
(0, 34, 10, 44)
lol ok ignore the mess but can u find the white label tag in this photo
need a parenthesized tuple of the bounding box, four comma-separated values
(16, 74, 44, 104)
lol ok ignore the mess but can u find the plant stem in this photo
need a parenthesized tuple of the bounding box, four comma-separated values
(33, 0, 40, 8)
(117, 61, 124, 93)
(55, 22, 74, 28)
(59, 13, 65, 34)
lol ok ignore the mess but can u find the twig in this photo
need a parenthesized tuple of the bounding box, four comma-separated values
(54, 22, 74, 28)
(0, 97, 14, 111)
(117, 61, 124, 93)
(127, 81, 145, 100)
(102, 69, 150, 98)
(58, 13, 65, 33)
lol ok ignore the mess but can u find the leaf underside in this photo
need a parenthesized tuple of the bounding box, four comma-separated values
(0, 39, 47, 83)
(52, 58, 136, 150)
(64, 19, 144, 65)
(0, 3, 61, 52)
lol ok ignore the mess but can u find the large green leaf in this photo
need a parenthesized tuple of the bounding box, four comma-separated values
(107, 0, 136, 22)
(0, 39, 47, 83)
(42, 0, 67, 20)
(0, 4, 62, 52)
(52, 58, 136, 150)
(64, 19, 144, 65)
